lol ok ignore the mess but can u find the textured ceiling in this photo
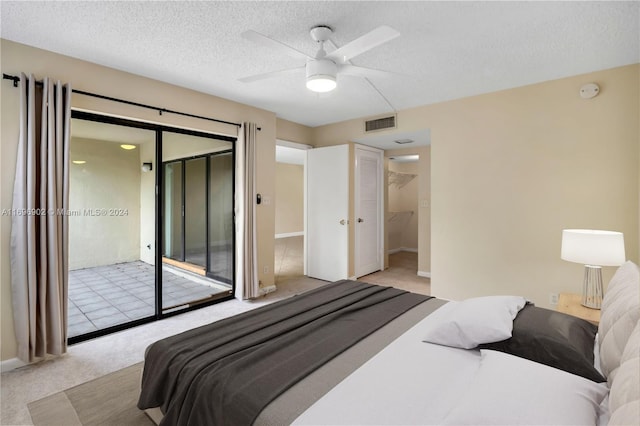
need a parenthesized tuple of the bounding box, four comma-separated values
(1, 1, 638, 128)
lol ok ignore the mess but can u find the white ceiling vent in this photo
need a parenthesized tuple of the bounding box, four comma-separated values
(364, 114, 396, 133)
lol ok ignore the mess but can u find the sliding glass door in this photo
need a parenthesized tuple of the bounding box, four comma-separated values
(161, 132, 234, 312)
(68, 111, 235, 343)
(162, 152, 233, 282)
(208, 152, 234, 283)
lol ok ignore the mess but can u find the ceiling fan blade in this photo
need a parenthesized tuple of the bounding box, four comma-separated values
(339, 64, 397, 79)
(326, 26, 399, 63)
(238, 66, 305, 83)
(241, 30, 311, 60)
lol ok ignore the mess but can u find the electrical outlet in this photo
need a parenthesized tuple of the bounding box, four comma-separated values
(549, 293, 559, 305)
(263, 265, 269, 274)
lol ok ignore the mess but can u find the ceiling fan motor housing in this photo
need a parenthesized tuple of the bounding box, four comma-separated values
(306, 58, 337, 79)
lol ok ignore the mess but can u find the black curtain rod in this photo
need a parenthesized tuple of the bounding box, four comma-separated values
(2, 73, 258, 130)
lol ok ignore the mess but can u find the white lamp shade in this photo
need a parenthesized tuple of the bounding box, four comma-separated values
(561, 229, 626, 266)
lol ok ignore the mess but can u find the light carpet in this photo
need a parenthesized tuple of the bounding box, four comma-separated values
(2, 276, 325, 426)
(6, 253, 427, 425)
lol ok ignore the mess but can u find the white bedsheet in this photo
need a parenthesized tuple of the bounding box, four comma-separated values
(293, 306, 610, 426)
(293, 311, 482, 425)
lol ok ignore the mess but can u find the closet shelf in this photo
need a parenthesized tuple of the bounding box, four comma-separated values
(388, 171, 416, 188)
(388, 211, 414, 222)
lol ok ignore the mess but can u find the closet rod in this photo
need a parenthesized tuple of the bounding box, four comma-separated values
(2, 73, 254, 130)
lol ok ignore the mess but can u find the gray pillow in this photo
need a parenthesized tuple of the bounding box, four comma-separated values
(479, 304, 605, 382)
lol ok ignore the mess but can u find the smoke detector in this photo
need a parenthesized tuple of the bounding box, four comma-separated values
(580, 83, 600, 99)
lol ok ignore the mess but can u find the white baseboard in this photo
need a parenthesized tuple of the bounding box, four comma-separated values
(388, 247, 418, 254)
(1, 357, 27, 372)
(259, 284, 277, 296)
(417, 270, 431, 278)
(275, 232, 304, 239)
(348, 276, 357, 281)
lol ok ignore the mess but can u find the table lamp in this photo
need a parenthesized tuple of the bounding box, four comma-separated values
(561, 229, 625, 309)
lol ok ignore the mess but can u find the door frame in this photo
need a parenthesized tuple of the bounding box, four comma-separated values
(354, 144, 385, 278)
(68, 110, 237, 345)
(275, 139, 311, 278)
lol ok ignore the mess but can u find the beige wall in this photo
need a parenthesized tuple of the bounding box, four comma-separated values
(276, 118, 314, 146)
(1, 39, 277, 361)
(275, 163, 304, 235)
(417, 147, 431, 276)
(314, 64, 639, 307)
(139, 139, 156, 264)
(68, 137, 142, 269)
(163, 132, 231, 162)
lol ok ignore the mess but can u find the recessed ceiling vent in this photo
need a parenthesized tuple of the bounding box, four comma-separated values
(364, 114, 396, 133)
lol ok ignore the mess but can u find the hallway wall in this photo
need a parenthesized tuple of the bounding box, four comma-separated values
(275, 163, 304, 236)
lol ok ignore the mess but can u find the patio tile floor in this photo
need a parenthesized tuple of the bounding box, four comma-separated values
(68, 260, 230, 338)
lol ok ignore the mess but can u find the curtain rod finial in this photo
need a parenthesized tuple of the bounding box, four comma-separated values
(3, 73, 20, 87)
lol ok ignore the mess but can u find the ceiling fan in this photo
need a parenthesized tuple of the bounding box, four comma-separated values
(239, 25, 400, 93)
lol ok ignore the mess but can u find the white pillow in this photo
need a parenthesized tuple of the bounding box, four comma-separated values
(421, 296, 527, 349)
(442, 349, 609, 425)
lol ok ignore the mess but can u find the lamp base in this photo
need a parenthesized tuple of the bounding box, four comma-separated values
(582, 265, 603, 309)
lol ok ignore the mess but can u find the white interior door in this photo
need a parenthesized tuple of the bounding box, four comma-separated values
(306, 145, 349, 281)
(355, 145, 383, 277)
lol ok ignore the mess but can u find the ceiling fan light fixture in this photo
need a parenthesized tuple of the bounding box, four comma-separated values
(306, 59, 337, 92)
(306, 75, 337, 92)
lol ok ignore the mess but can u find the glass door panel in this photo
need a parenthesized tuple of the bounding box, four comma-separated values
(163, 161, 183, 260)
(68, 117, 156, 339)
(184, 158, 207, 267)
(161, 132, 233, 312)
(208, 152, 233, 283)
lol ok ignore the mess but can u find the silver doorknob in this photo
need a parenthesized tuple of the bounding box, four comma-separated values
(339, 219, 347, 225)
(357, 218, 364, 223)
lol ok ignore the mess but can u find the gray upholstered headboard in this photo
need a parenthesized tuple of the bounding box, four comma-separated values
(598, 261, 640, 425)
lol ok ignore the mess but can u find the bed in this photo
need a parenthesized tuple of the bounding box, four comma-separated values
(137, 261, 640, 425)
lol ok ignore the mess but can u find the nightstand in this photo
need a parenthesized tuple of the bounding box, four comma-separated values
(557, 293, 601, 325)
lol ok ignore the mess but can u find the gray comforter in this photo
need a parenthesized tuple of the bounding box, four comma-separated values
(137, 280, 430, 426)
